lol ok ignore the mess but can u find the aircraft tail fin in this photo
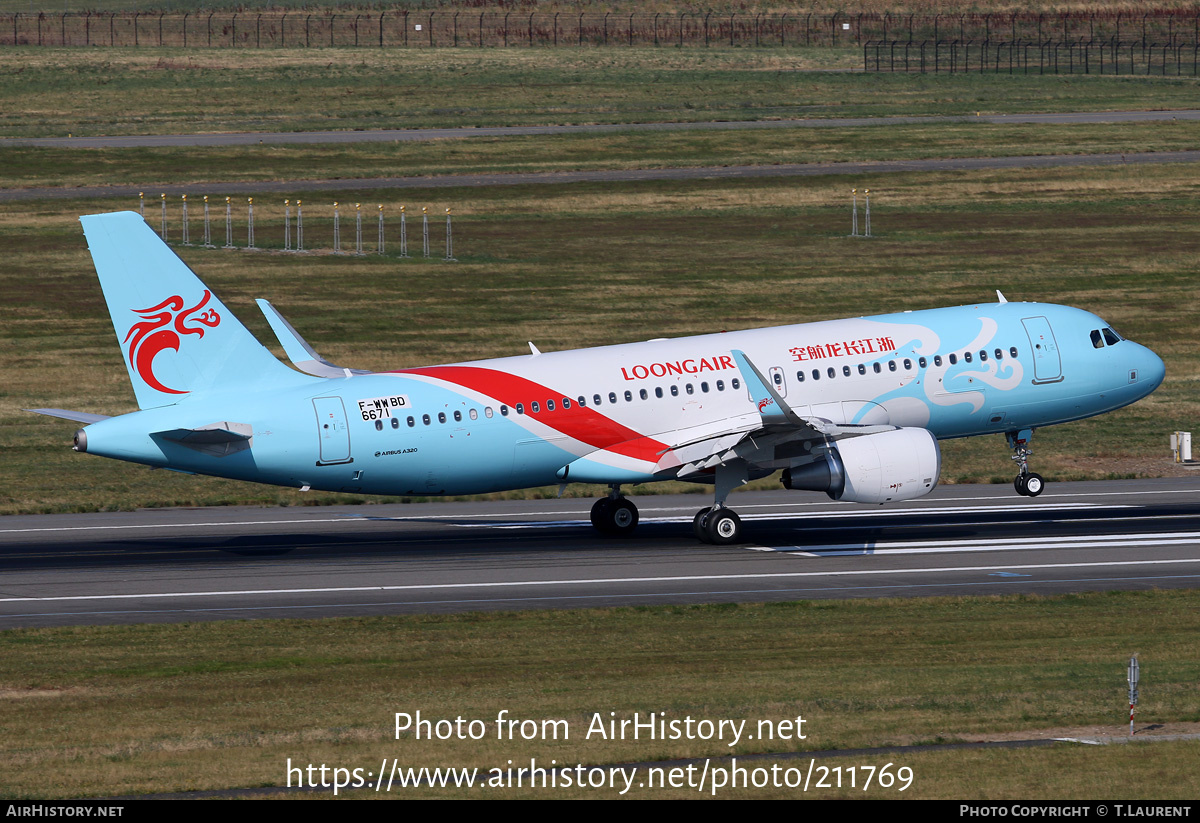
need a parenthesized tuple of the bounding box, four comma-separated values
(80, 211, 310, 409)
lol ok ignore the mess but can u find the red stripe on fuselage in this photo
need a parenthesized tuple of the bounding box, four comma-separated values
(396, 365, 667, 463)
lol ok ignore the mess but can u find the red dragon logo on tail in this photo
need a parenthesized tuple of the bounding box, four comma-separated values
(123, 291, 221, 394)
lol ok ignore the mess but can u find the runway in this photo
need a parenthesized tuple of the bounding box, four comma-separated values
(1, 478, 1198, 628)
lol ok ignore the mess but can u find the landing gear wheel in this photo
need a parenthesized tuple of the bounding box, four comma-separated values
(591, 497, 638, 536)
(1014, 475, 1027, 496)
(692, 508, 712, 541)
(704, 509, 742, 545)
(590, 498, 614, 532)
(608, 498, 639, 536)
(1023, 472, 1045, 497)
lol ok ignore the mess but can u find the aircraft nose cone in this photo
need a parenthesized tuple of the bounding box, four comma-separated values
(1137, 344, 1166, 393)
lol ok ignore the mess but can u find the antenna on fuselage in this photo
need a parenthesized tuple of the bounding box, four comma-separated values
(996, 290, 1009, 303)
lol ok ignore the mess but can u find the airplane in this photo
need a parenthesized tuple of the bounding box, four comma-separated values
(29, 211, 1165, 545)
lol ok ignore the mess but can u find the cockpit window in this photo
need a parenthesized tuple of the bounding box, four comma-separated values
(1103, 327, 1122, 346)
(1090, 329, 1104, 349)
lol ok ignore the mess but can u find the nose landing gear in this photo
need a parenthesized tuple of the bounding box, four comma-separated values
(1008, 429, 1045, 497)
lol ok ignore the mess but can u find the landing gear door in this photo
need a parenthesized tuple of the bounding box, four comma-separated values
(313, 396, 353, 465)
(1021, 316, 1063, 384)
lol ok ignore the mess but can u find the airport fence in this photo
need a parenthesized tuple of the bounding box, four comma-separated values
(1, 10, 1199, 49)
(863, 39, 1200, 75)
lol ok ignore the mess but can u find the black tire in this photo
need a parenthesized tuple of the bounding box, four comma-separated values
(590, 498, 614, 533)
(705, 509, 742, 545)
(692, 508, 712, 542)
(1014, 475, 1028, 496)
(1023, 473, 1045, 497)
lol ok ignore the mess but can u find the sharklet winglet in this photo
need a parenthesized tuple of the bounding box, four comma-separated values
(256, 298, 372, 378)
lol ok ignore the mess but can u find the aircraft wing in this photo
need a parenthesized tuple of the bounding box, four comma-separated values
(651, 349, 894, 480)
(256, 299, 372, 378)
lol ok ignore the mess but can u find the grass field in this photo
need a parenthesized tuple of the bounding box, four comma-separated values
(2, 591, 1198, 799)
(2, 48, 1200, 139)
(6, 120, 1200, 191)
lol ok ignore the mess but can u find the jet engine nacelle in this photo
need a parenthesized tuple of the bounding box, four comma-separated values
(781, 427, 941, 504)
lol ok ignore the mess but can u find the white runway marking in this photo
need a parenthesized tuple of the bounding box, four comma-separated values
(2, 558, 1199, 605)
(761, 530, 1200, 556)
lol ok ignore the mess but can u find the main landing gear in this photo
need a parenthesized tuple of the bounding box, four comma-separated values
(589, 464, 750, 545)
(1008, 429, 1045, 497)
(693, 462, 749, 545)
(590, 486, 639, 536)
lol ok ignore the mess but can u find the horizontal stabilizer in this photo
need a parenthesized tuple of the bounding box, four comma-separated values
(153, 422, 253, 457)
(26, 408, 112, 425)
(256, 299, 372, 378)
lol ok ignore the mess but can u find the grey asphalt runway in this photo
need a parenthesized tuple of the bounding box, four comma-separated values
(2, 477, 1198, 628)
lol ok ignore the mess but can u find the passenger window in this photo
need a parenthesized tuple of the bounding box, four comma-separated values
(485, 407, 493, 418)
(593, 394, 602, 406)
(873, 362, 881, 374)
(531, 401, 540, 413)
(375, 419, 383, 431)
(454, 410, 462, 422)
(773, 373, 783, 386)
(438, 412, 446, 424)
(577, 396, 587, 407)
(670, 385, 679, 396)
(655, 387, 664, 398)
(469, 409, 478, 421)
(407, 416, 415, 427)
(903, 359, 912, 370)
(391, 417, 400, 429)
(716, 380, 725, 391)
(918, 357, 927, 368)
(516, 403, 524, 414)
(827, 367, 835, 379)
(422, 414, 431, 425)
(686, 383, 694, 394)
(732, 378, 741, 390)
(608, 392, 617, 404)
(994, 348, 1003, 360)
(1009, 347, 1018, 358)
(546, 400, 554, 411)
(888, 360, 897, 372)
(934, 355, 942, 367)
(500, 405, 509, 417)
(562, 398, 571, 409)
(964, 352, 973, 363)
(624, 391, 632, 402)
(812, 369, 820, 381)
(843, 365, 851, 377)
(639, 389, 648, 400)
(979, 351, 987, 362)
(949, 354, 958, 365)
(700, 382, 709, 393)
(858, 364, 866, 375)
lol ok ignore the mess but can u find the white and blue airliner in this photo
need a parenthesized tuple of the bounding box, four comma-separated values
(30, 212, 1165, 545)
